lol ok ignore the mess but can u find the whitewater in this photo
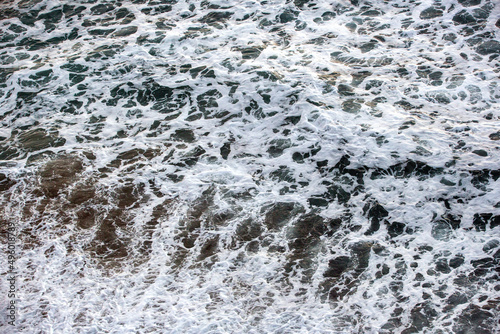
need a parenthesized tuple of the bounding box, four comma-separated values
(0, 0, 499, 332)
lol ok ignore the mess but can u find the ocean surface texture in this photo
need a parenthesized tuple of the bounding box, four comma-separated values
(0, 0, 499, 333)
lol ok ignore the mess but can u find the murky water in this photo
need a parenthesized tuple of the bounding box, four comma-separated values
(0, 0, 499, 332)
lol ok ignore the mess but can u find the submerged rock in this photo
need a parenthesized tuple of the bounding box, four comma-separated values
(112, 26, 138, 37)
(342, 99, 361, 113)
(324, 256, 350, 278)
(199, 11, 233, 24)
(263, 202, 304, 231)
(364, 202, 389, 235)
(39, 155, 83, 198)
(454, 304, 496, 333)
(473, 213, 500, 231)
(0, 173, 15, 192)
(239, 47, 263, 60)
(171, 128, 196, 143)
(420, 6, 444, 20)
(458, 0, 481, 6)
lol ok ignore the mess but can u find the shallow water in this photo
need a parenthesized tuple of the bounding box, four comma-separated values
(0, 0, 499, 332)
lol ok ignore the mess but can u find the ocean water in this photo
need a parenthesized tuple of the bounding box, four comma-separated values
(0, 0, 499, 332)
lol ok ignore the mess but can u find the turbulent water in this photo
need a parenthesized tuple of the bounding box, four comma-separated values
(0, 0, 499, 332)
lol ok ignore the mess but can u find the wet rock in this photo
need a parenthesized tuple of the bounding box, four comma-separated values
(39, 155, 83, 198)
(324, 256, 350, 277)
(476, 40, 500, 55)
(112, 26, 138, 37)
(263, 202, 304, 231)
(420, 6, 444, 20)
